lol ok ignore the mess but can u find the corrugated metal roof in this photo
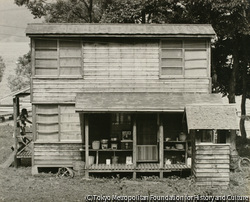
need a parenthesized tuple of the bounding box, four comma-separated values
(26, 23, 216, 37)
(75, 92, 222, 112)
(186, 104, 239, 130)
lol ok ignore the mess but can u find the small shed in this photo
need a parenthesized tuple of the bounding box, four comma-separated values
(186, 104, 239, 186)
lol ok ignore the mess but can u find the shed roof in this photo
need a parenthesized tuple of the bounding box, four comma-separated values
(26, 23, 216, 38)
(75, 92, 222, 112)
(185, 104, 239, 130)
(0, 87, 30, 102)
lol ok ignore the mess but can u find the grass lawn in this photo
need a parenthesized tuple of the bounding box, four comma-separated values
(0, 124, 249, 201)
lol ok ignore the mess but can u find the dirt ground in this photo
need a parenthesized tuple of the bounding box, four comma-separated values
(0, 124, 249, 201)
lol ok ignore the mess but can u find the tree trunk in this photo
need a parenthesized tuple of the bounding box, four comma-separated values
(83, 0, 93, 23)
(141, 10, 146, 23)
(229, 42, 239, 165)
(240, 62, 247, 142)
(88, 0, 93, 23)
(228, 45, 238, 103)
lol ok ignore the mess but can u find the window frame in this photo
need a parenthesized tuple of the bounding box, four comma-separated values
(33, 39, 83, 78)
(160, 39, 184, 78)
(35, 104, 81, 143)
(159, 39, 209, 78)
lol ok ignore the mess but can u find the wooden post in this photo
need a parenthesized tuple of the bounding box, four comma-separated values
(31, 104, 38, 174)
(58, 105, 61, 142)
(13, 97, 18, 168)
(84, 114, 89, 178)
(226, 130, 231, 144)
(16, 97, 20, 118)
(132, 117, 136, 179)
(185, 141, 188, 165)
(191, 130, 196, 175)
(13, 96, 20, 168)
(158, 114, 164, 178)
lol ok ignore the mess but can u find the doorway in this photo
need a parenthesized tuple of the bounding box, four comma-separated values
(136, 114, 158, 162)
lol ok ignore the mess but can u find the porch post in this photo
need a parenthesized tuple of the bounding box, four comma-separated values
(13, 96, 20, 168)
(132, 117, 137, 179)
(84, 114, 89, 178)
(158, 114, 164, 178)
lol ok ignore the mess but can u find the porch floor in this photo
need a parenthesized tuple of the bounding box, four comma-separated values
(88, 163, 190, 172)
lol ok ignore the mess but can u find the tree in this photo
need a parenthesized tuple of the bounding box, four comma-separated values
(14, 0, 112, 23)
(0, 56, 6, 82)
(8, 52, 31, 92)
(101, 0, 188, 24)
(180, 0, 250, 155)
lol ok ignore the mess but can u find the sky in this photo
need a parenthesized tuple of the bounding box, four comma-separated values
(0, 0, 43, 101)
(0, 0, 42, 42)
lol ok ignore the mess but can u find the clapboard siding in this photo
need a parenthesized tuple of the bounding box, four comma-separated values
(194, 144, 230, 186)
(32, 38, 211, 103)
(82, 42, 159, 79)
(34, 143, 83, 166)
(32, 78, 210, 103)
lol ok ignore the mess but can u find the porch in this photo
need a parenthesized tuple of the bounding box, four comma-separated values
(75, 92, 238, 180)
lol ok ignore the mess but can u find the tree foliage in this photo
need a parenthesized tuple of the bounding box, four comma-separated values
(0, 56, 6, 83)
(15, 0, 112, 23)
(7, 52, 31, 92)
(101, 0, 188, 23)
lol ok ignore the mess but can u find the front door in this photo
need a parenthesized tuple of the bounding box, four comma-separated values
(136, 114, 158, 162)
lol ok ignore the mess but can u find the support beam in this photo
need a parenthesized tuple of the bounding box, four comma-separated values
(160, 171, 163, 179)
(31, 104, 36, 173)
(84, 114, 89, 178)
(13, 97, 20, 168)
(159, 114, 164, 172)
(132, 116, 136, 179)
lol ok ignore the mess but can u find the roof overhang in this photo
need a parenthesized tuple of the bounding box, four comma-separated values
(0, 87, 30, 102)
(26, 23, 216, 38)
(75, 92, 222, 113)
(185, 104, 239, 131)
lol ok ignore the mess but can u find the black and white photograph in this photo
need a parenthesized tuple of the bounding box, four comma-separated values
(0, 0, 249, 201)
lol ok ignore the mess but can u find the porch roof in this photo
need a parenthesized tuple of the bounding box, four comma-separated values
(75, 92, 222, 112)
(185, 104, 239, 130)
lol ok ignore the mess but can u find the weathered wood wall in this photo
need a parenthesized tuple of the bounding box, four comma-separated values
(32, 38, 211, 103)
(193, 144, 230, 186)
(33, 143, 84, 167)
(35, 104, 81, 142)
(31, 37, 212, 171)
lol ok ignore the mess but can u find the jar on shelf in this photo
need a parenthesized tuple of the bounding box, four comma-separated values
(179, 132, 186, 141)
(112, 156, 119, 164)
(101, 139, 108, 149)
(92, 141, 100, 149)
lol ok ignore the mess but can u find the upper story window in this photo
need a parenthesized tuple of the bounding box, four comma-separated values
(160, 39, 209, 78)
(34, 39, 82, 77)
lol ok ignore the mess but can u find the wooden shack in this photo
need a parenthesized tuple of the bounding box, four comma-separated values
(25, 24, 239, 184)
